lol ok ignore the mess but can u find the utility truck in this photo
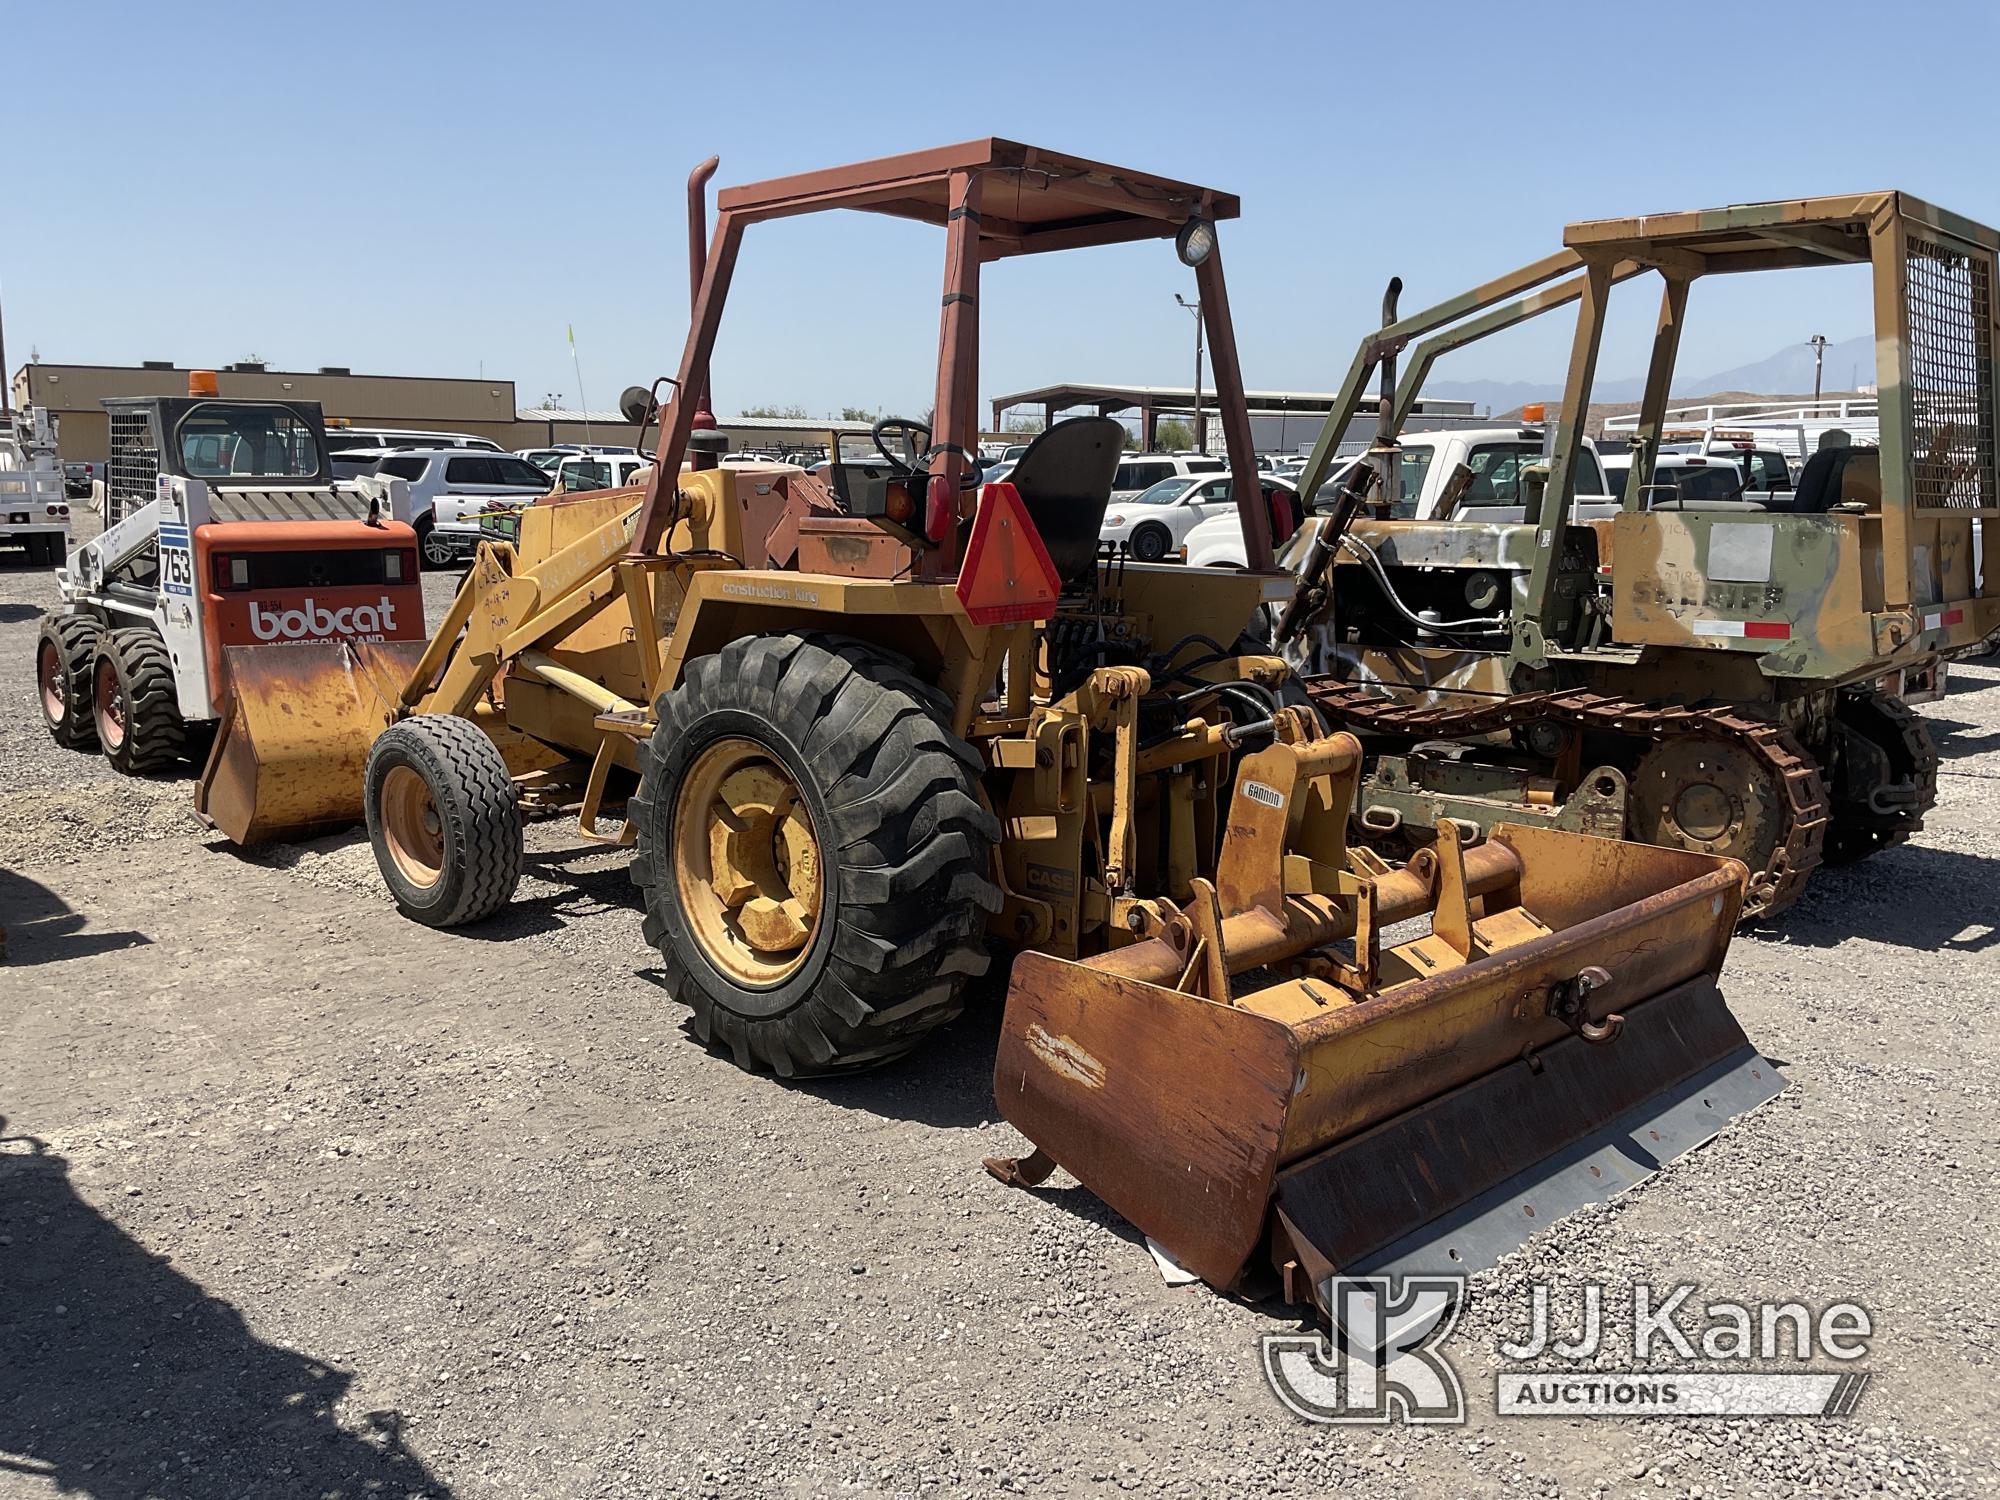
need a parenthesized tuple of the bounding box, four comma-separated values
(1, 404, 72, 564)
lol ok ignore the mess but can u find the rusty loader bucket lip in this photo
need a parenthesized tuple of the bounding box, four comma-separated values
(196, 640, 426, 846)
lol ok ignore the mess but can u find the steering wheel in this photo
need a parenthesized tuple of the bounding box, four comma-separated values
(871, 417, 931, 478)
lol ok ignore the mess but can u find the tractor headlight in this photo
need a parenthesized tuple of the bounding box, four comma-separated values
(1175, 215, 1216, 268)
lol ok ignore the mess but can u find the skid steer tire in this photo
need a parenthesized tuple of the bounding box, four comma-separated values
(92, 628, 186, 774)
(37, 614, 102, 750)
(630, 632, 1002, 1078)
(363, 715, 523, 928)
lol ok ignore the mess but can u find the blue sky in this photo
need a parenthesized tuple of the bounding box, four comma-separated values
(8, 0, 1996, 421)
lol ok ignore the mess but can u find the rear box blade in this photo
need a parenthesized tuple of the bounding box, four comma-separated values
(993, 855, 1778, 1314)
(1271, 976, 1782, 1300)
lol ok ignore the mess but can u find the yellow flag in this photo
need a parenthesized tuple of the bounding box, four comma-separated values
(567, 323, 576, 350)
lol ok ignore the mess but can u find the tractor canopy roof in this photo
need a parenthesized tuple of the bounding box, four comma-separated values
(715, 138, 1238, 260)
(1563, 191, 2000, 271)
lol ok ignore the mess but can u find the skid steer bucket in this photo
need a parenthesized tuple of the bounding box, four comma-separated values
(195, 640, 426, 845)
(989, 727, 1781, 1315)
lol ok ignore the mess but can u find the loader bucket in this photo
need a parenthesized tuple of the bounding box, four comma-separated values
(990, 731, 1782, 1316)
(196, 641, 426, 845)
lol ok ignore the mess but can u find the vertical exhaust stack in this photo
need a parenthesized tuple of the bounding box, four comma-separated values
(687, 156, 720, 437)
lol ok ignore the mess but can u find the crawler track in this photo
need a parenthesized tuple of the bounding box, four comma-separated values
(1303, 680, 1831, 917)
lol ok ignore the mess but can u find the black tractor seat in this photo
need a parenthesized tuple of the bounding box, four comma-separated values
(999, 416, 1126, 586)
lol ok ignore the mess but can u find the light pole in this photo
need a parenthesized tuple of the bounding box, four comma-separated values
(1175, 291, 1205, 454)
(1809, 333, 1827, 405)
(545, 391, 563, 446)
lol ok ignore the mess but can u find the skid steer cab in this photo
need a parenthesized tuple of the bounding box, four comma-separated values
(195, 142, 1776, 1316)
(34, 377, 425, 781)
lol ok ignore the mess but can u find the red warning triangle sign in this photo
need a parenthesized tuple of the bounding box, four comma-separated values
(955, 482, 1062, 625)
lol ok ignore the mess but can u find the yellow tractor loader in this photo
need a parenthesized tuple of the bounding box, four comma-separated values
(196, 141, 1778, 1312)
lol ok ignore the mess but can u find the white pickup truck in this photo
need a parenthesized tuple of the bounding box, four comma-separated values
(1, 406, 73, 565)
(1181, 426, 1614, 568)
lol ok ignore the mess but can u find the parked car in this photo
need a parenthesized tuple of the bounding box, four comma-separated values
(1660, 439, 1797, 500)
(1177, 427, 1617, 568)
(325, 426, 502, 455)
(62, 459, 101, 499)
(328, 430, 503, 479)
(367, 449, 554, 567)
(1101, 473, 1298, 562)
(552, 452, 652, 492)
(1109, 451, 1226, 502)
(515, 446, 584, 472)
(1602, 452, 1749, 507)
(1183, 457, 1364, 568)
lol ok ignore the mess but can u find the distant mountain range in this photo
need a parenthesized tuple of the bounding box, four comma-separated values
(1424, 333, 1874, 413)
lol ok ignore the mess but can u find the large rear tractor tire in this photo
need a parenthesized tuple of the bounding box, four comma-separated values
(92, 628, 187, 774)
(363, 715, 524, 927)
(37, 614, 101, 749)
(630, 633, 1001, 1077)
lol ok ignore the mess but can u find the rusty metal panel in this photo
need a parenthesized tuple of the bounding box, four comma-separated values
(1271, 977, 1780, 1286)
(1275, 863, 1741, 1162)
(1609, 511, 1880, 673)
(993, 846, 1744, 1295)
(195, 641, 422, 844)
(796, 518, 916, 578)
(993, 951, 1300, 1290)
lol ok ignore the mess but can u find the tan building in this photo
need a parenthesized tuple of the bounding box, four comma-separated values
(9, 360, 881, 465)
(11, 361, 524, 464)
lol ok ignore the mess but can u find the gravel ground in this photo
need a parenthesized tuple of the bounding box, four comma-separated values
(1, 518, 1995, 1499)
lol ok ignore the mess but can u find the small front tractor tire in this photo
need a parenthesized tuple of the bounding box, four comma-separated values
(37, 614, 102, 749)
(364, 715, 523, 927)
(92, 628, 187, 774)
(630, 633, 1001, 1077)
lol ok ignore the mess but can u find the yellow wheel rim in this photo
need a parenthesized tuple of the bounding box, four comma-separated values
(673, 738, 824, 987)
(380, 764, 446, 888)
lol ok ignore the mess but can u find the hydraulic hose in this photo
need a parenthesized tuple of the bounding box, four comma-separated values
(1338, 533, 1507, 635)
